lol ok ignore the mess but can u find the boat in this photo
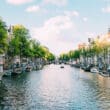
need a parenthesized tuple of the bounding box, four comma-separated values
(84, 64, 94, 72)
(90, 67, 99, 73)
(70, 64, 74, 67)
(70, 63, 80, 68)
(21, 62, 27, 73)
(11, 63, 22, 75)
(3, 69, 12, 77)
(36, 64, 43, 70)
(11, 68, 22, 75)
(25, 65, 32, 72)
(60, 65, 64, 68)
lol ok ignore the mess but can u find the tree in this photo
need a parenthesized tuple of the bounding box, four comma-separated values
(72, 50, 80, 60)
(0, 17, 8, 54)
(46, 53, 55, 62)
(7, 25, 31, 59)
(68, 50, 74, 61)
(59, 53, 70, 62)
(13, 25, 30, 57)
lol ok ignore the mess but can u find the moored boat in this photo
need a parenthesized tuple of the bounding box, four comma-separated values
(11, 63, 22, 75)
(90, 67, 99, 73)
(3, 69, 12, 77)
(25, 66, 32, 72)
(60, 65, 64, 68)
(11, 68, 22, 75)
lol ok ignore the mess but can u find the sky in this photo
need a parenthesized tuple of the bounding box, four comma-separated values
(0, 0, 110, 55)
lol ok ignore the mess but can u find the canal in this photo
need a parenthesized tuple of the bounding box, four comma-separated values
(0, 64, 110, 110)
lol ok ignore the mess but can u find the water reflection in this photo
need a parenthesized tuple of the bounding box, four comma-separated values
(0, 64, 110, 110)
(37, 65, 72, 109)
(0, 82, 8, 110)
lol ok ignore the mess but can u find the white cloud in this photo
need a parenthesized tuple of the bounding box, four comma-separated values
(6, 0, 33, 5)
(102, 7, 110, 13)
(83, 17, 88, 22)
(31, 15, 75, 55)
(26, 5, 40, 13)
(43, 0, 67, 6)
(64, 11, 79, 17)
(85, 32, 96, 37)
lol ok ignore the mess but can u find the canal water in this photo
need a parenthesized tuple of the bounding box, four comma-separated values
(0, 64, 110, 110)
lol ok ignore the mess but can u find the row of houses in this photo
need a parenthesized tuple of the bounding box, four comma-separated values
(0, 26, 48, 80)
(79, 28, 110, 71)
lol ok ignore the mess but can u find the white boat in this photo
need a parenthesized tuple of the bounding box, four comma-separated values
(90, 67, 99, 73)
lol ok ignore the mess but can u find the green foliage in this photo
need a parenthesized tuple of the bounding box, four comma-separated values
(7, 24, 37, 59)
(0, 18, 55, 61)
(59, 49, 81, 62)
(59, 53, 70, 61)
(13, 25, 30, 57)
(72, 50, 80, 59)
(0, 18, 8, 54)
(46, 53, 55, 61)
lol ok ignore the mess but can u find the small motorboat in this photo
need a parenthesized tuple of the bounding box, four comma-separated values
(3, 69, 12, 77)
(11, 68, 22, 75)
(60, 65, 64, 68)
(11, 62, 22, 75)
(90, 67, 99, 73)
(36, 64, 43, 70)
(25, 65, 32, 72)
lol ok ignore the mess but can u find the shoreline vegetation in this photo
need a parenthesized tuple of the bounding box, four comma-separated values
(0, 17, 55, 78)
(0, 16, 110, 79)
(59, 28, 110, 77)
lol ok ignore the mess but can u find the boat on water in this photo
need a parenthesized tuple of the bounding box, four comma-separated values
(11, 68, 22, 75)
(25, 61, 35, 72)
(3, 69, 12, 77)
(83, 64, 94, 72)
(90, 67, 99, 73)
(70, 62, 80, 68)
(60, 65, 64, 68)
(36, 64, 43, 70)
(11, 63, 22, 75)
(25, 66, 32, 72)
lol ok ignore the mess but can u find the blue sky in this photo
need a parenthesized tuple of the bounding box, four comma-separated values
(0, 0, 110, 55)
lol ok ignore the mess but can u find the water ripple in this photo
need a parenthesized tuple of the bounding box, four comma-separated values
(0, 64, 110, 110)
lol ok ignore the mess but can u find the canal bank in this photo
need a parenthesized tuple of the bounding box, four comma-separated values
(0, 64, 110, 110)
